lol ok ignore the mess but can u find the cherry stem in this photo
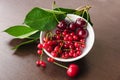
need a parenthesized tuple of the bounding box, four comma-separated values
(76, 5, 91, 11)
(52, 1, 56, 9)
(53, 62, 68, 69)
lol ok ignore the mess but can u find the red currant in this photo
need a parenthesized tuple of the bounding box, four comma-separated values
(47, 57, 54, 62)
(37, 43, 43, 49)
(36, 60, 41, 66)
(37, 50, 42, 55)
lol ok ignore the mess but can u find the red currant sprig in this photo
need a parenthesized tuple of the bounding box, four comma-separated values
(36, 43, 46, 68)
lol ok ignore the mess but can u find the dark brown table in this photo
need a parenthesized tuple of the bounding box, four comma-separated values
(0, 0, 120, 80)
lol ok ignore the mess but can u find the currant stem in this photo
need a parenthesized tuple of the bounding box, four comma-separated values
(40, 49, 44, 60)
(53, 62, 68, 69)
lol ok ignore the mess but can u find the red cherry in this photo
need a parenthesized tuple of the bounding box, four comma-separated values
(76, 29, 88, 39)
(56, 29, 61, 34)
(76, 18, 87, 28)
(67, 64, 79, 77)
(69, 23, 77, 30)
(57, 20, 67, 30)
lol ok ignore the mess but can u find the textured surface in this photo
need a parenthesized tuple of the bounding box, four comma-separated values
(0, 0, 120, 80)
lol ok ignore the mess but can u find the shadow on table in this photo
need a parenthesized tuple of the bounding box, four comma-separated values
(8, 39, 38, 56)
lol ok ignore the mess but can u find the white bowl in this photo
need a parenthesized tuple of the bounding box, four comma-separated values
(40, 14, 95, 62)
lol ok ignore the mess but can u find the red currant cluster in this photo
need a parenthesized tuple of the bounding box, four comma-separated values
(43, 18, 88, 59)
(36, 44, 46, 67)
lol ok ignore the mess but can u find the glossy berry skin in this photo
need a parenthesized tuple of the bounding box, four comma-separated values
(57, 20, 67, 30)
(36, 60, 41, 66)
(51, 51, 58, 57)
(43, 37, 48, 42)
(40, 61, 46, 68)
(37, 44, 43, 49)
(47, 57, 54, 62)
(67, 64, 79, 77)
(43, 43, 49, 49)
(56, 29, 61, 34)
(76, 18, 87, 28)
(46, 46, 53, 52)
(76, 29, 88, 39)
(69, 23, 77, 31)
(37, 50, 42, 55)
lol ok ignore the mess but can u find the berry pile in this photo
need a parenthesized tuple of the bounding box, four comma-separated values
(43, 18, 88, 59)
(36, 18, 87, 77)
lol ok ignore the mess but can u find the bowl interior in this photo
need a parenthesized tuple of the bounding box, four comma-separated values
(40, 14, 95, 62)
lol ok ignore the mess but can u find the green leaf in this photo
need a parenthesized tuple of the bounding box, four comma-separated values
(54, 7, 76, 13)
(4, 25, 38, 39)
(28, 31, 40, 39)
(24, 7, 66, 31)
(12, 39, 36, 49)
(86, 12, 93, 26)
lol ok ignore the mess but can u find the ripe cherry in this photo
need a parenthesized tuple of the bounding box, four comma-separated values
(56, 29, 61, 34)
(76, 18, 87, 28)
(67, 64, 79, 77)
(57, 20, 67, 30)
(76, 29, 88, 39)
(69, 23, 77, 30)
(52, 62, 79, 78)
